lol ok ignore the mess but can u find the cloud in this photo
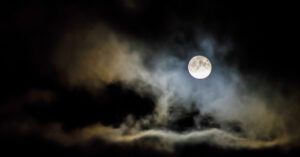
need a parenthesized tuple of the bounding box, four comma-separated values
(22, 122, 286, 151)
(38, 20, 300, 151)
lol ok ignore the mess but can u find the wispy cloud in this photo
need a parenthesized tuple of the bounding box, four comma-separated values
(19, 21, 297, 151)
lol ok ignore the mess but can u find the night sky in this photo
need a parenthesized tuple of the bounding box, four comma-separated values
(1, 1, 300, 157)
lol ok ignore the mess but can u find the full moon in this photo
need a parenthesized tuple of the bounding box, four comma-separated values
(188, 55, 212, 79)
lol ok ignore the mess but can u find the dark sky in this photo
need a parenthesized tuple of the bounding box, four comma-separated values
(1, 1, 299, 157)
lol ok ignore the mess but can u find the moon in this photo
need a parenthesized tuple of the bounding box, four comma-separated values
(188, 55, 212, 79)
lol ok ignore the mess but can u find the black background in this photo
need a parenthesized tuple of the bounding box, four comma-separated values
(1, 1, 299, 156)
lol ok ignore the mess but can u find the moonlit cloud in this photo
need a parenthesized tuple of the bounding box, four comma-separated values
(32, 123, 287, 151)
(46, 21, 300, 151)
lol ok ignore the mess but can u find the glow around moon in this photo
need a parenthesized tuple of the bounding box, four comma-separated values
(188, 55, 212, 79)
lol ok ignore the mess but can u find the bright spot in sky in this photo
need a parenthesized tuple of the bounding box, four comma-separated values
(188, 55, 212, 79)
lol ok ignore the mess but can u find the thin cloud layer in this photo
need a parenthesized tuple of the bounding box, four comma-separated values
(29, 123, 288, 151)
(47, 21, 300, 150)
